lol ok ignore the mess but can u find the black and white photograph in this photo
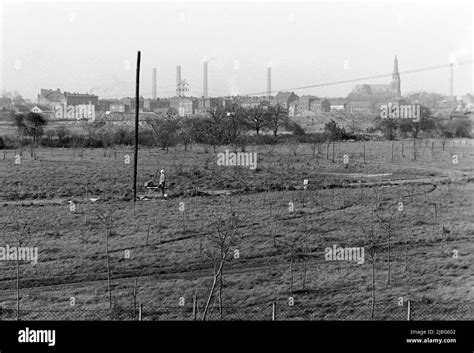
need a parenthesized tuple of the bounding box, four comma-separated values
(0, 0, 473, 350)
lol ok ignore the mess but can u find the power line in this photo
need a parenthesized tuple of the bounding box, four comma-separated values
(70, 58, 474, 100)
(241, 59, 474, 97)
(168, 59, 473, 98)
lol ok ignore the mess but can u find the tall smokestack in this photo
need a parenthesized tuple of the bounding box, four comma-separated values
(176, 65, 182, 97)
(449, 63, 454, 101)
(203, 61, 208, 98)
(267, 67, 272, 100)
(152, 68, 157, 100)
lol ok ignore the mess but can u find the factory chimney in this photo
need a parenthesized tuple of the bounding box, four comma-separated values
(176, 66, 182, 97)
(152, 68, 157, 100)
(203, 61, 208, 98)
(449, 63, 454, 101)
(267, 67, 272, 100)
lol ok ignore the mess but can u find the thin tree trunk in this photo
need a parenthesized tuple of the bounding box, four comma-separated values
(387, 229, 391, 286)
(332, 142, 335, 163)
(218, 269, 223, 319)
(371, 255, 375, 319)
(202, 259, 225, 321)
(289, 252, 294, 295)
(302, 251, 307, 290)
(16, 257, 20, 320)
(363, 143, 366, 163)
(413, 136, 416, 161)
(106, 228, 112, 309)
(404, 231, 408, 272)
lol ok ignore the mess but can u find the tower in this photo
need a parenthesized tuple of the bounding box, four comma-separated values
(152, 68, 157, 100)
(267, 67, 272, 100)
(203, 61, 208, 98)
(449, 62, 454, 101)
(391, 55, 401, 97)
(176, 66, 182, 97)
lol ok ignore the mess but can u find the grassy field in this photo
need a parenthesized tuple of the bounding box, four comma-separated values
(0, 139, 473, 320)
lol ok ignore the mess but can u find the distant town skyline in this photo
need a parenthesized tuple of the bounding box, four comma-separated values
(1, 1, 472, 100)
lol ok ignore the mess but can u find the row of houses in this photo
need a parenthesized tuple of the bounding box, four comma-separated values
(29, 86, 467, 119)
(5, 86, 473, 121)
(38, 89, 99, 110)
(272, 92, 378, 116)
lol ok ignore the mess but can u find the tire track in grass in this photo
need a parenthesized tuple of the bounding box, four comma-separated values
(0, 235, 469, 297)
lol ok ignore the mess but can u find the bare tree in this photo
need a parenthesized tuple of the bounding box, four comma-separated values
(226, 104, 248, 151)
(97, 207, 115, 309)
(12, 112, 47, 158)
(3, 211, 30, 320)
(299, 233, 311, 291)
(176, 116, 195, 151)
(265, 104, 288, 137)
(146, 115, 179, 152)
(245, 106, 266, 135)
(376, 212, 395, 286)
(202, 212, 240, 320)
(131, 277, 139, 320)
(201, 107, 229, 152)
(280, 232, 308, 295)
(360, 211, 378, 319)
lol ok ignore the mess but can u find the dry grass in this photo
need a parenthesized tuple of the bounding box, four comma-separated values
(0, 139, 472, 320)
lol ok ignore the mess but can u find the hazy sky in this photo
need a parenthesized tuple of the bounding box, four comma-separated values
(1, 1, 473, 100)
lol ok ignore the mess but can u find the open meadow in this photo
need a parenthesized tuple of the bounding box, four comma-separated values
(0, 139, 473, 320)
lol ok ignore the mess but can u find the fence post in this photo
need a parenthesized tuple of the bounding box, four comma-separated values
(138, 303, 143, 321)
(407, 300, 411, 321)
(272, 302, 276, 321)
(332, 142, 335, 163)
(363, 143, 366, 163)
(193, 294, 197, 321)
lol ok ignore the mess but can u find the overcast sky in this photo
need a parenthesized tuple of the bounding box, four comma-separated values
(1, 1, 472, 100)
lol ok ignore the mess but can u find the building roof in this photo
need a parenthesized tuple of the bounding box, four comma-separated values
(370, 84, 391, 89)
(275, 91, 297, 101)
(461, 94, 474, 103)
(64, 92, 98, 98)
(346, 101, 374, 108)
(170, 97, 194, 104)
(36, 104, 51, 111)
(329, 99, 346, 105)
(0, 97, 12, 106)
(99, 99, 120, 103)
(40, 89, 66, 101)
(300, 95, 318, 100)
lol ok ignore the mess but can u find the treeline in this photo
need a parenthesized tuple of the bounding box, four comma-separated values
(0, 107, 471, 150)
(0, 106, 307, 150)
(373, 115, 472, 140)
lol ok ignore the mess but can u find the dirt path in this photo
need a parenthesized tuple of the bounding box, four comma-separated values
(1, 171, 471, 207)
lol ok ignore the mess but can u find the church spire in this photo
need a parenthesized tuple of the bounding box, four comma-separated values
(391, 55, 401, 97)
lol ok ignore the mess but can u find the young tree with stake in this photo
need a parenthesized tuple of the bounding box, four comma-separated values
(201, 212, 241, 320)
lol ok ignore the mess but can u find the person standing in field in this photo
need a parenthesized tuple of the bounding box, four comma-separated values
(158, 169, 166, 198)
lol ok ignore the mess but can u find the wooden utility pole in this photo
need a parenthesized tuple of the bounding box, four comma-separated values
(133, 51, 141, 203)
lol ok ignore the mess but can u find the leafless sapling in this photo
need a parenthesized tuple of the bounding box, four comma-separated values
(97, 207, 115, 309)
(3, 211, 31, 320)
(376, 212, 395, 286)
(360, 211, 378, 319)
(202, 212, 240, 320)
